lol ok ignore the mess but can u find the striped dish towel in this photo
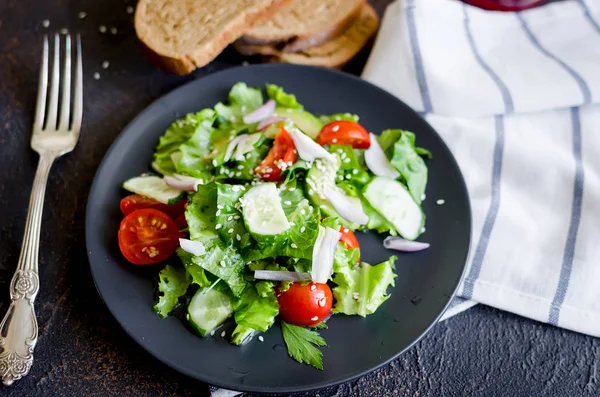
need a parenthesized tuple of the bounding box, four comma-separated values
(363, 0, 600, 336)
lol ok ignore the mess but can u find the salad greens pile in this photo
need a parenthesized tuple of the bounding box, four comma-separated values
(120, 82, 431, 370)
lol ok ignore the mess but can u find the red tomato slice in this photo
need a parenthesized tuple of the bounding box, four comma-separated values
(120, 194, 187, 219)
(316, 120, 371, 149)
(118, 208, 183, 265)
(339, 226, 360, 250)
(255, 127, 297, 182)
(277, 282, 332, 326)
(174, 213, 188, 231)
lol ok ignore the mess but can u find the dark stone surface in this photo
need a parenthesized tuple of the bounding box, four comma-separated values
(0, 0, 596, 396)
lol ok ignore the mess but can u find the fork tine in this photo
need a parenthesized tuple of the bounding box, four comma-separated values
(45, 34, 60, 130)
(58, 35, 71, 131)
(71, 35, 83, 135)
(33, 36, 49, 131)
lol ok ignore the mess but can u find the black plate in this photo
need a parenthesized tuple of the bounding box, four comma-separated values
(85, 64, 471, 393)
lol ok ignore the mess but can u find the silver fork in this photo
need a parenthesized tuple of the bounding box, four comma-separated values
(0, 34, 82, 386)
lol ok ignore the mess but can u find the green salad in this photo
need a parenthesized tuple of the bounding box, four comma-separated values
(116, 83, 431, 370)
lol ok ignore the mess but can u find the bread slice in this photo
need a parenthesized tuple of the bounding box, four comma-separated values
(134, 0, 292, 75)
(235, 4, 379, 69)
(240, 0, 365, 53)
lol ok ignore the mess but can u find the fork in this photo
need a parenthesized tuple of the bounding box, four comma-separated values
(0, 34, 82, 385)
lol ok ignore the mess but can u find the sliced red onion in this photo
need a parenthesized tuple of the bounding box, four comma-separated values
(179, 238, 206, 256)
(290, 128, 335, 162)
(224, 134, 247, 163)
(258, 115, 287, 131)
(311, 226, 342, 283)
(243, 99, 276, 124)
(383, 236, 430, 252)
(365, 133, 400, 179)
(163, 174, 203, 192)
(323, 186, 369, 225)
(254, 270, 312, 282)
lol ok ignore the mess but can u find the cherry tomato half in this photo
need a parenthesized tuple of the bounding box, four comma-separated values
(120, 194, 188, 220)
(316, 121, 371, 149)
(255, 127, 297, 182)
(118, 208, 183, 265)
(277, 282, 333, 326)
(339, 226, 360, 250)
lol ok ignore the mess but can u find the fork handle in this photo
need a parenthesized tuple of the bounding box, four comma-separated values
(0, 155, 53, 385)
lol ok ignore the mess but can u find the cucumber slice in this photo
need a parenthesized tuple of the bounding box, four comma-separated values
(240, 183, 290, 238)
(364, 176, 424, 240)
(275, 108, 323, 139)
(122, 175, 182, 204)
(188, 287, 233, 337)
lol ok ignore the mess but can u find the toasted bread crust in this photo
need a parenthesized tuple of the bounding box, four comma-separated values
(237, 1, 362, 53)
(135, 0, 292, 75)
(234, 4, 379, 69)
(245, 0, 365, 42)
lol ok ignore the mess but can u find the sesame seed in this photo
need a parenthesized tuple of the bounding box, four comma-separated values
(232, 185, 240, 192)
(93, 72, 100, 80)
(216, 210, 221, 216)
(217, 205, 224, 209)
(227, 215, 233, 221)
(421, 227, 426, 233)
(60, 28, 68, 35)
(318, 298, 326, 307)
(102, 61, 109, 69)
(337, 175, 344, 181)
(228, 228, 234, 233)
(291, 243, 298, 249)
(345, 174, 351, 179)
(284, 200, 292, 205)
(300, 226, 306, 233)
(343, 158, 351, 163)
(289, 222, 295, 226)
(436, 199, 445, 205)
(311, 316, 319, 321)
(335, 116, 341, 121)
(332, 125, 340, 132)
(300, 210, 306, 215)
(352, 169, 358, 174)
(99, 25, 107, 33)
(215, 224, 222, 229)
(308, 189, 314, 195)
(212, 159, 218, 167)
(78, 11, 87, 19)
(220, 260, 226, 266)
(234, 215, 240, 220)
(126, 5, 134, 14)
(310, 284, 316, 291)
(221, 331, 226, 337)
(211, 330, 215, 336)
(421, 194, 426, 201)
(42, 19, 50, 28)
(289, 187, 296, 192)
(236, 172, 242, 177)
(332, 139, 338, 143)
(258, 336, 264, 342)
(236, 234, 241, 241)
(343, 228, 349, 233)
(237, 164, 244, 170)
(110, 27, 118, 34)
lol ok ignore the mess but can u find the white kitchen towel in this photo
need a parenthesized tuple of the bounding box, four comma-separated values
(362, 0, 600, 336)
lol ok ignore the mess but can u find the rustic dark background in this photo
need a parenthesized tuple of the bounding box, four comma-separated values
(0, 0, 597, 396)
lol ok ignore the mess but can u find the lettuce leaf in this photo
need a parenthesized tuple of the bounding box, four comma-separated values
(329, 144, 370, 187)
(215, 82, 264, 124)
(388, 130, 428, 203)
(318, 113, 359, 124)
(231, 284, 279, 345)
(177, 249, 211, 287)
(152, 110, 214, 175)
(266, 84, 303, 109)
(185, 183, 247, 296)
(153, 264, 190, 318)
(215, 183, 250, 247)
(176, 109, 218, 179)
(332, 256, 397, 317)
(216, 139, 270, 181)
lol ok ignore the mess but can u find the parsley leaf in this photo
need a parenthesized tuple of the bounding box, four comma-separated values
(281, 322, 327, 370)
